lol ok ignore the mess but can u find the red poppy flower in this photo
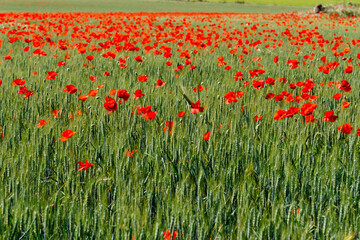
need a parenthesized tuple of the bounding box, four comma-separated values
(233, 71, 243, 81)
(52, 109, 62, 118)
(274, 94, 284, 101)
(190, 100, 204, 114)
(103, 96, 118, 113)
(309, 95, 318, 102)
(88, 89, 97, 97)
(341, 102, 350, 109)
(254, 115, 262, 122)
(12, 78, 26, 86)
(305, 115, 317, 123)
(337, 123, 353, 134)
(265, 93, 275, 99)
(343, 65, 353, 74)
(133, 89, 145, 99)
(203, 132, 211, 141)
(18, 86, 28, 95)
(57, 61, 66, 67)
(318, 66, 330, 74)
(78, 95, 88, 101)
(338, 80, 351, 92)
(273, 109, 287, 120)
(252, 80, 265, 90)
(287, 59, 300, 69)
(332, 93, 342, 100)
(236, 91, 244, 98)
(163, 121, 174, 133)
(155, 79, 165, 87)
(190, 65, 196, 70)
(118, 89, 130, 101)
(193, 85, 204, 93)
(24, 90, 34, 99)
(249, 69, 265, 77)
(265, 78, 275, 85)
(300, 103, 317, 116)
(63, 85, 78, 94)
(103, 71, 110, 76)
(45, 71, 58, 80)
(274, 56, 279, 63)
(37, 120, 48, 128)
(126, 149, 137, 157)
(59, 130, 76, 141)
(134, 55, 143, 62)
(86, 55, 95, 61)
(138, 75, 148, 82)
(322, 111, 338, 122)
(286, 107, 299, 118)
(177, 111, 185, 117)
(143, 111, 157, 120)
(78, 160, 93, 171)
(139, 106, 152, 114)
(78, 47, 86, 54)
(33, 48, 47, 56)
(163, 230, 177, 240)
(89, 76, 97, 82)
(224, 92, 238, 104)
(289, 84, 296, 89)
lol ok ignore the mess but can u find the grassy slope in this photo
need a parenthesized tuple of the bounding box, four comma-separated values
(0, 0, 310, 12)
(198, 0, 360, 6)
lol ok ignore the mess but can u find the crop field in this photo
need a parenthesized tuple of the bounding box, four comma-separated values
(0, 10, 360, 240)
(187, 0, 360, 7)
(0, 0, 311, 13)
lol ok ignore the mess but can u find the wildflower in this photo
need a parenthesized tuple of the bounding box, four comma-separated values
(78, 95, 88, 101)
(37, 120, 48, 128)
(78, 160, 93, 171)
(155, 79, 165, 87)
(103, 96, 118, 113)
(177, 111, 185, 117)
(190, 100, 204, 114)
(59, 130, 76, 141)
(337, 123, 353, 134)
(204, 132, 211, 141)
(63, 85, 78, 94)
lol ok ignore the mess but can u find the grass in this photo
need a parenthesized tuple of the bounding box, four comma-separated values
(0, 8, 360, 240)
(188, 0, 360, 7)
(0, 0, 311, 12)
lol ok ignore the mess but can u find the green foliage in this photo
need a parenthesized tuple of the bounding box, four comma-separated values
(0, 12, 359, 239)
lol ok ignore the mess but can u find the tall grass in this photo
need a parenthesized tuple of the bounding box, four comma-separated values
(0, 12, 359, 239)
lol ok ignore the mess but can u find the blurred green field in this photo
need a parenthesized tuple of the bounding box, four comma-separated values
(191, 0, 360, 6)
(0, 0, 311, 12)
(1, 0, 359, 13)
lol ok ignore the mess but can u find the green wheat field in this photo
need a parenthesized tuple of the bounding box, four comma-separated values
(0, 0, 360, 239)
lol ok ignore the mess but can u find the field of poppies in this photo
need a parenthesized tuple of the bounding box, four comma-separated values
(0, 11, 359, 239)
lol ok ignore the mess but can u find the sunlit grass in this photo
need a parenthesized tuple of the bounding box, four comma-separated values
(0, 11, 359, 239)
